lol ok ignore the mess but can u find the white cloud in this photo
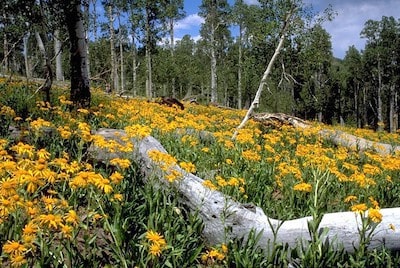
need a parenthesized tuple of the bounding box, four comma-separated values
(175, 14, 204, 30)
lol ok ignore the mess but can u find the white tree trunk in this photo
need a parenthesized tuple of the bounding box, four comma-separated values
(54, 30, 64, 81)
(108, 5, 119, 92)
(90, 128, 400, 253)
(23, 33, 31, 78)
(210, 23, 218, 103)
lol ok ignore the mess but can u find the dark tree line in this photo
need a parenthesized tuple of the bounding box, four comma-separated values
(0, 0, 399, 131)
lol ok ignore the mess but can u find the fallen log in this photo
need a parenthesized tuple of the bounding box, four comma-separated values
(253, 113, 400, 155)
(90, 128, 400, 253)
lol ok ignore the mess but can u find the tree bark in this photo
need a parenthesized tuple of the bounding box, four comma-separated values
(210, 22, 218, 103)
(377, 56, 383, 131)
(237, 21, 243, 109)
(23, 33, 31, 78)
(64, 1, 91, 108)
(145, 4, 153, 99)
(107, 5, 119, 92)
(54, 30, 64, 81)
(2, 12, 8, 73)
(35, 31, 52, 103)
(89, 128, 400, 254)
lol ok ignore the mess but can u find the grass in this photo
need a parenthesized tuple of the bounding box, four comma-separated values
(0, 78, 400, 267)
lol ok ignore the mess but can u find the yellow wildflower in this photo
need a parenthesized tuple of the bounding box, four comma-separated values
(146, 230, 166, 246)
(179, 161, 196, 173)
(109, 158, 131, 170)
(110, 171, 124, 184)
(64, 210, 79, 226)
(351, 203, 368, 213)
(293, 182, 312, 193)
(203, 180, 217, 190)
(38, 213, 63, 229)
(3, 240, 27, 256)
(10, 254, 27, 267)
(60, 224, 74, 239)
(165, 169, 182, 182)
(149, 243, 163, 257)
(23, 221, 38, 236)
(344, 195, 357, 203)
(368, 208, 382, 223)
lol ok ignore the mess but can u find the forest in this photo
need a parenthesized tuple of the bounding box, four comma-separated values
(1, 0, 399, 131)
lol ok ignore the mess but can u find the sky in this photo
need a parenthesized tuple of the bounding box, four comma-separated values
(176, 0, 400, 59)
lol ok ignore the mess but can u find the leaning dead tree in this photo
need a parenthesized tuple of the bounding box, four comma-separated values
(232, 5, 298, 139)
(90, 128, 400, 253)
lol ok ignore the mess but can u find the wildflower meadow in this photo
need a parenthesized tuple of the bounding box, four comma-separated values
(0, 79, 400, 267)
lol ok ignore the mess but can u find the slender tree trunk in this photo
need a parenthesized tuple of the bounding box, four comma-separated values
(132, 34, 137, 96)
(35, 31, 52, 103)
(23, 33, 31, 78)
(91, 0, 98, 77)
(210, 22, 217, 103)
(362, 86, 368, 127)
(394, 91, 399, 131)
(120, 41, 125, 94)
(64, 1, 91, 108)
(355, 82, 360, 128)
(170, 17, 176, 97)
(145, 5, 153, 99)
(237, 22, 243, 109)
(377, 56, 383, 130)
(389, 84, 396, 132)
(3, 30, 8, 73)
(84, 2, 90, 79)
(54, 30, 64, 81)
(108, 5, 119, 92)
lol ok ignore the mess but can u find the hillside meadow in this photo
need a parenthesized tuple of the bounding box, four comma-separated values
(0, 79, 400, 267)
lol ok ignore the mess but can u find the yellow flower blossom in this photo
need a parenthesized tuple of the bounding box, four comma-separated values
(179, 161, 196, 173)
(60, 224, 74, 239)
(149, 243, 163, 257)
(2, 240, 27, 256)
(344, 195, 357, 203)
(10, 254, 27, 267)
(203, 180, 217, 190)
(165, 169, 182, 182)
(23, 221, 38, 236)
(38, 213, 63, 229)
(109, 158, 131, 170)
(241, 150, 261, 161)
(351, 203, 368, 213)
(293, 182, 312, 193)
(368, 208, 382, 223)
(125, 124, 152, 138)
(110, 171, 124, 184)
(64, 210, 79, 226)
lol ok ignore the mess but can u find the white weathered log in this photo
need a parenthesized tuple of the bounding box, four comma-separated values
(90, 128, 400, 253)
(253, 113, 400, 155)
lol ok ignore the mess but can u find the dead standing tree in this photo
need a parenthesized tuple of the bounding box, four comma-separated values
(232, 5, 298, 139)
